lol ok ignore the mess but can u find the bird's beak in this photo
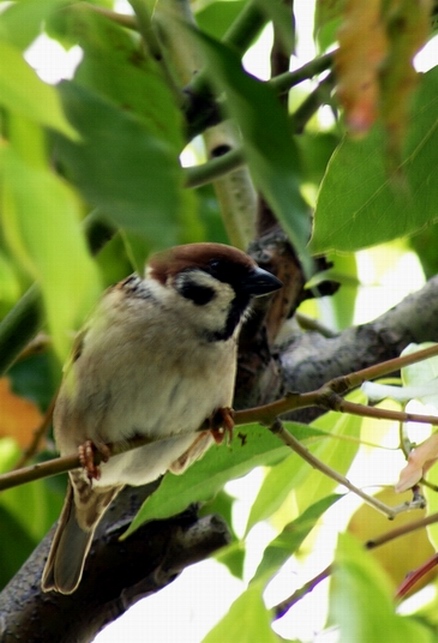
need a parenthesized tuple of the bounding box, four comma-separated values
(243, 267, 283, 296)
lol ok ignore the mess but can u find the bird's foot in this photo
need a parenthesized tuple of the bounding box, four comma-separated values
(209, 407, 235, 444)
(78, 440, 111, 482)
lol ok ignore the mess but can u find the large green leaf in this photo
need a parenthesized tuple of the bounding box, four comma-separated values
(69, 6, 184, 152)
(1, 121, 101, 359)
(56, 81, 183, 246)
(203, 582, 279, 643)
(329, 533, 433, 642)
(246, 411, 361, 532)
(294, 407, 362, 512)
(0, 39, 76, 138)
(123, 423, 291, 537)
(252, 494, 342, 583)
(0, 0, 67, 50)
(245, 425, 328, 533)
(196, 1, 246, 41)
(311, 68, 438, 254)
(196, 32, 312, 274)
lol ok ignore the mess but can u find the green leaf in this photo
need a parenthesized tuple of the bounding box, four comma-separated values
(123, 423, 290, 537)
(214, 539, 245, 580)
(196, 1, 246, 42)
(330, 533, 434, 643)
(311, 68, 438, 254)
(401, 342, 438, 390)
(203, 582, 279, 643)
(314, 0, 344, 52)
(254, 0, 295, 55)
(0, 505, 37, 589)
(70, 6, 184, 151)
(294, 408, 362, 512)
(252, 494, 342, 583)
(0, 0, 67, 50)
(196, 31, 312, 274)
(0, 39, 76, 138)
(245, 425, 327, 534)
(56, 81, 183, 247)
(1, 131, 101, 359)
(0, 439, 62, 541)
(246, 414, 361, 532)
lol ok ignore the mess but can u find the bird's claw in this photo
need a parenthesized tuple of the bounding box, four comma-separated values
(78, 440, 110, 482)
(209, 407, 235, 444)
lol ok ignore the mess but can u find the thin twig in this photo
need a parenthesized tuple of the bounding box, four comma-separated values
(366, 511, 438, 549)
(0, 433, 158, 491)
(3, 344, 438, 492)
(273, 565, 332, 619)
(342, 344, 438, 392)
(269, 420, 396, 518)
(270, 52, 334, 95)
(184, 148, 245, 188)
(395, 554, 438, 599)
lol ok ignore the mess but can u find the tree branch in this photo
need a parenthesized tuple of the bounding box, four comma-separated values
(2, 342, 438, 492)
(0, 484, 230, 642)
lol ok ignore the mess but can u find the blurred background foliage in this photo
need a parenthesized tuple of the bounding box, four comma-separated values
(1, 0, 438, 640)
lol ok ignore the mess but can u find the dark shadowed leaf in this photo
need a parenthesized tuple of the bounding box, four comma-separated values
(195, 31, 312, 274)
(56, 81, 183, 246)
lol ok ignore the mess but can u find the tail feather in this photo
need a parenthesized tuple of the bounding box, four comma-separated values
(42, 481, 121, 594)
(41, 483, 94, 595)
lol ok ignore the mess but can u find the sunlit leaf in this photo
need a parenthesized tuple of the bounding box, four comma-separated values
(70, 6, 184, 151)
(314, 0, 345, 51)
(294, 408, 362, 512)
(196, 1, 246, 41)
(0, 39, 77, 138)
(349, 488, 436, 594)
(0, 438, 62, 542)
(401, 342, 438, 392)
(245, 425, 328, 533)
(203, 582, 279, 643)
(0, 0, 67, 50)
(1, 128, 100, 359)
(330, 533, 433, 643)
(252, 494, 342, 583)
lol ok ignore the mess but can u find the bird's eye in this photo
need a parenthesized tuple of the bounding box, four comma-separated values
(208, 259, 221, 273)
(179, 281, 216, 305)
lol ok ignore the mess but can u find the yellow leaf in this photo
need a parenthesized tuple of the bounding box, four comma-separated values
(349, 488, 436, 595)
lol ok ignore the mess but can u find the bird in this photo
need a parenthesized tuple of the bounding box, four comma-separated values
(41, 242, 282, 594)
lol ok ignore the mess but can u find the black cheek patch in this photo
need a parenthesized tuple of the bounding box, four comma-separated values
(180, 282, 216, 305)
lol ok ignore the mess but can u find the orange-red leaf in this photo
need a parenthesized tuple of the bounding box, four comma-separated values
(336, 0, 388, 135)
(396, 432, 438, 492)
(0, 377, 43, 448)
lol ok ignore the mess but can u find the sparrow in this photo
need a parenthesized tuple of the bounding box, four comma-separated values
(41, 242, 282, 594)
